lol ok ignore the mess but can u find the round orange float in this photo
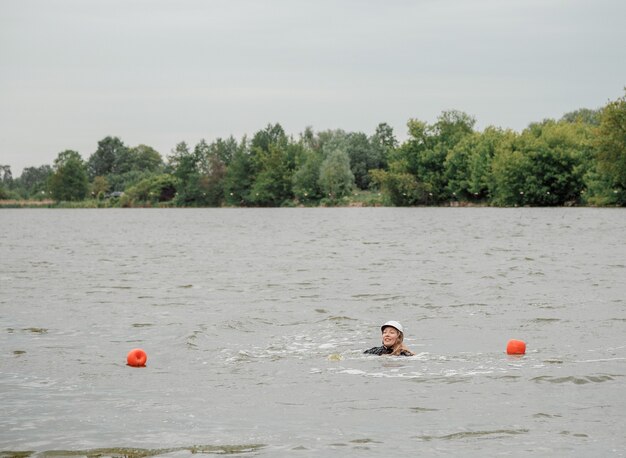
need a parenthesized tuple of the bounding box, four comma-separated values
(127, 348, 147, 367)
(506, 339, 526, 355)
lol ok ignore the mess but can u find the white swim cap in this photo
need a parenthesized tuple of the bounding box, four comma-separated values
(381, 320, 404, 333)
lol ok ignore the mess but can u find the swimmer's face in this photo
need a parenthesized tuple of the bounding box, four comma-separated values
(382, 326, 400, 347)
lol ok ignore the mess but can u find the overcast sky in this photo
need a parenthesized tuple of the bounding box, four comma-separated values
(1, 0, 625, 176)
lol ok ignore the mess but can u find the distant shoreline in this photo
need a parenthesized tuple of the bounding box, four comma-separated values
(1, 198, 614, 209)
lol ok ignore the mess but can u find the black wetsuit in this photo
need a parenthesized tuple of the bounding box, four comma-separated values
(364, 345, 412, 356)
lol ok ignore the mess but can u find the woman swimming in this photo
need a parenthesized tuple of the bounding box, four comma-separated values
(364, 320, 414, 356)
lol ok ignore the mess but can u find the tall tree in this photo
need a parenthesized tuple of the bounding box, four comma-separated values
(372, 119, 428, 205)
(128, 144, 163, 172)
(113, 144, 163, 175)
(17, 165, 53, 198)
(345, 132, 377, 190)
(561, 108, 602, 126)
(223, 138, 253, 206)
(372, 122, 398, 150)
(91, 176, 109, 199)
(370, 122, 398, 172)
(489, 120, 588, 206)
(318, 129, 348, 158)
(209, 136, 238, 165)
(300, 126, 321, 151)
(293, 148, 323, 203)
(49, 150, 89, 201)
(434, 110, 476, 150)
(201, 152, 227, 206)
(87, 136, 127, 179)
(0, 165, 13, 198)
(249, 143, 294, 206)
(445, 127, 514, 201)
(245, 124, 298, 206)
(0, 165, 13, 184)
(595, 91, 626, 203)
(251, 123, 287, 154)
(167, 141, 205, 205)
(318, 149, 354, 200)
(192, 139, 227, 206)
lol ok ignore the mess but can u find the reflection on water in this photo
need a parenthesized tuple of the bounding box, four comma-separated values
(1, 208, 625, 456)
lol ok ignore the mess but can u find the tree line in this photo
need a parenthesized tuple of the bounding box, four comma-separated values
(1, 91, 624, 207)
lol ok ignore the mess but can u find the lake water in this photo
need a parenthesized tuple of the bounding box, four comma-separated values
(1, 208, 625, 457)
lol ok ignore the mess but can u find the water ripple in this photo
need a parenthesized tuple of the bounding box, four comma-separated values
(414, 429, 529, 441)
(531, 374, 619, 384)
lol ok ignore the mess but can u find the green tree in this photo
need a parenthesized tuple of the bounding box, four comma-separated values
(246, 124, 297, 206)
(489, 148, 527, 206)
(582, 167, 619, 206)
(87, 136, 127, 179)
(100, 144, 164, 192)
(318, 129, 348, 157)
(393, 119, 437, 203)
(467, 128, 515, 199)
(444, 138, 473, 201)
(192, 138, 227, 206)
(370, 161, 426, 206)
(379, 112, 475, 204)
(489, 120, 589, 206)
(415, 148, 448, 202)
(16, 165, 53, 199)
(370, 122, 397, 172)
(300, 126, 321, 151)
(113, 144, 163, 175)
(318, 149, 354, 200)
(345, 132, 380, 190)
(125, 174, 179, 204)
(1, 165, 15, 199)
(251, 123, 288, 157)
(0, 165, 13, 185)
(223, 138, 253, 206)
(128, 144, 163, 172)
(419, 110, 475, 202)
(372, 122, 398, 150)
(445, 127, 514, 201)
(49, 150, 89, 201)
(293, 148, 323, 203)
(249, 143, 294, 206)
(209, 136, 238, 165)
(435, 110, 476, 150)
(561, 108, 602, 126)
(91, 176, 109, 199)
(200, 152, 227, 206)
(106, 170, 151, 194)
(373, 119, 428, 205)
(594, 91, 626, 205)
(386, 111, 475, 204)
(167, 141, 205, 205)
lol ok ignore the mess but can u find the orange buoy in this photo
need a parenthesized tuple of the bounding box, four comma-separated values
(127, 348, 147, 367)
(506, 339, 526, 355)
